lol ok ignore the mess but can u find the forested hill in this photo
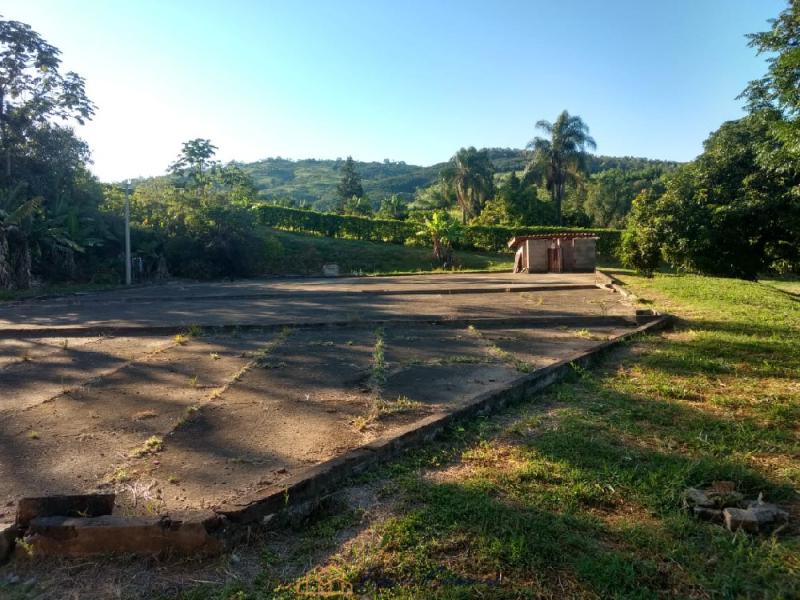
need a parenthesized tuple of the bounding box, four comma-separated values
(236, 150, 681, 211)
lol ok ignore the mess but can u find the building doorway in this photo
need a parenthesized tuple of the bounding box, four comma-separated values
(547, 245, 561, 273)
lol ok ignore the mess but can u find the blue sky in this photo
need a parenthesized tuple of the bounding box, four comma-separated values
(3, 0, 786, 181)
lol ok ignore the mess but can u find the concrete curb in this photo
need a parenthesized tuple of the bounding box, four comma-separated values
(4, 312, 671, 561)
(595, 269, 640, 302)
(4, 284, 599, 307)
(0, 314, 648, 339)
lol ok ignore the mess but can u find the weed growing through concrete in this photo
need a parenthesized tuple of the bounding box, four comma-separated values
(186, 324, 203, 337)
(175, 405, 200, 429)
(173, 333, 188, 345)
(172, 330, 293, 434)
(376, 395, 424, 415)
(467, 324, 531, 373)
(132, 435, 163, 457)
(369, 328, 387, 394)
(109, 467, 131, 484)
(27, 430, 40, 440)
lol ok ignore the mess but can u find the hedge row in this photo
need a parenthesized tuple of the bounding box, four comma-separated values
(253, 204, 621, 255)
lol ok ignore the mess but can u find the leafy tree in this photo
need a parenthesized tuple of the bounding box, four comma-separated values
(336, 156, 364, 211)
(474, 171, 556, 226)
(168, 138, 218, 180)
(0, 19, 94, 180)
(441, 147, 495, 223)
(623, 116, 799, 278)
(580, 167, 669, 227)
(0, 186, 37, 288)
(409, 180, 456, 212)
(342, 194, 373, 217)
(740, 0, 800, 170)
(620, 189, 662, 276)
(0, 20, 105, 288)
(526, 110, 596, 225)
(416, 210, 460, 267)
(376, 194, 408, 220)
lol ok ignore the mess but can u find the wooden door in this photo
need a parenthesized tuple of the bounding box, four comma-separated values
(547, 247, 561, 272)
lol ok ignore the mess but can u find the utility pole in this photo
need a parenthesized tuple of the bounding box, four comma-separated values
(124, 179, 132, 285)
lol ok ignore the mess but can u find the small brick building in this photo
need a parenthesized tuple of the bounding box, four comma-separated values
(508, 233, 598, 273)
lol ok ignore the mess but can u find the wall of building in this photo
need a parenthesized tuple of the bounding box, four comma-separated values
(526, 239, 549, 272)
(573, 238, 596, 271)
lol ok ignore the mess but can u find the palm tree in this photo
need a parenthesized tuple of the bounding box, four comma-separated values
(441, 147, 495, 224)
(525, 111, 596, 225)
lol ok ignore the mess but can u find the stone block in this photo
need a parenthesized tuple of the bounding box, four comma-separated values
(322, 264, 340, 277)
(16, 494, 115, 528)
(26, 515, 221, 557)
(692, 506, 723, 523)
(1, 523, 19, 564)
(724, 507, 760, 533)
(724, 502, 789, 534)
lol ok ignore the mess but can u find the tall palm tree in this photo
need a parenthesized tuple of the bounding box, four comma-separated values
(441, 147, 495, 224)
(525, 111, 596, 225)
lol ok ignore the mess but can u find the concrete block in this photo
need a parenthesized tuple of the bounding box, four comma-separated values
(26, 515, 221, 557)
(724, 503, 789, 533)
(16, 494, 115, 528)
(1, 523, 19, 564)
(724, 508, 760, 533)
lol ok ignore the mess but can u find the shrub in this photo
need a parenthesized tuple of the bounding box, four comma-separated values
(253, 204, 621, 257)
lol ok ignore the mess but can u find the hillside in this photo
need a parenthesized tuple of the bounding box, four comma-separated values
(237, 150, 681, 211)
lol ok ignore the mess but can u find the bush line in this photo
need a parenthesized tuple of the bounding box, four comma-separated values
(253, 204, 621, 256)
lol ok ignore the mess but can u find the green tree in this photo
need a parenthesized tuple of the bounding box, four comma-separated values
(342, 194, 373, 217)
(336, 156, 364, 212)
(376, 194, 407, 220)
(525, 110, 596, 225)
(0, 19, 94, 180)
(409, 180, 456, 212)
(416, 210, 461, 267)
(741, 0, 800, 170)
(441, 147, 495, 224)
(0, 186, 38, 288)
(623, 116, 799, 278)
(620, 189, 662, 276)
(168, 138, 218, 180)
(474, 171, 556, 226)
(582, 167, 668, 228)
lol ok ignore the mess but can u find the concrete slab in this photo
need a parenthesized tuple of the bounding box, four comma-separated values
(0, 273, 644, 528)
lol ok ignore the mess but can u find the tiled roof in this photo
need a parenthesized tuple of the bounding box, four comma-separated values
(508, 232, 599, 248)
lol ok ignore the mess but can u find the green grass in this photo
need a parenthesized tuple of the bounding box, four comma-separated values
(267, 228, 513, 275)
(170, 271, 798, 599)
(759, 275, 800, 297)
